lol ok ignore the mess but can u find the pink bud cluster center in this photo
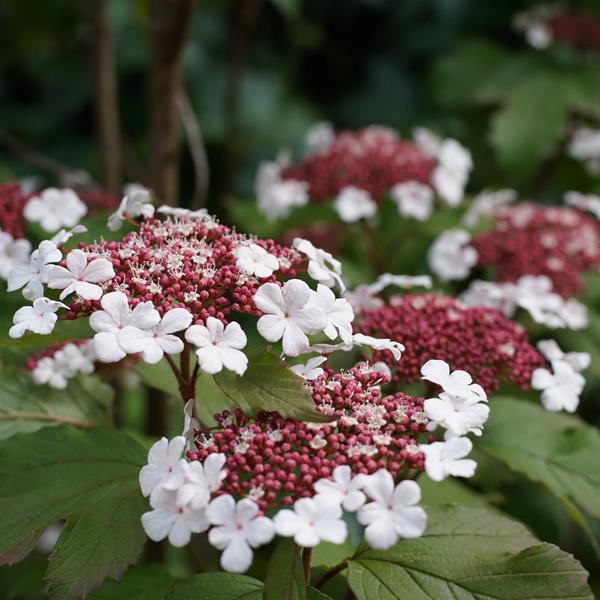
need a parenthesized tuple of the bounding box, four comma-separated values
(188, 365, 429, 511)
(281, 128, 436, 201)
(472, 203, 600, 298)
(65, 214, 304, 322)
(357, 293, 544, 393)
(0, 183, 29, 239)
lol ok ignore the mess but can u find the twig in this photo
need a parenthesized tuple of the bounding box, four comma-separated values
(315, 560, 348, 590)
(302, 547, 313, 585)
(177, 89, 209, 208)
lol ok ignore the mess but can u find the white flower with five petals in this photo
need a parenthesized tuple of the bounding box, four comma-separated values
(9, 297, 66, 338)
(233, 243, 279, 278)
(171, 453, 227, 510)
(424, 392, 489, 437)
(139, 436, 187, 497)
(421, 359, 486, 403)
(141, 487, 209, 547)
(273, 496, 347, 547)
(314, 284, 354, 344)
(254, 280, 327, 356)
(390, 181, 433, 221)
(537, 339, 590, 373)
(428, 229, 477, 281)
(89, 291, 160, 362)
(185, 317, 248, 375)
(119, 307, 192, 364)
(207, 495, 275, 573)
(314, 465, 368, 512)
(290, 356, 327, 380)
(420, 437, 477, 481)
(357, 471, 427, 550)
(8, 240, 62, 300)
(23, 188, 87, 232)
(46, 249, 115, 300)
(334, 186, 377, 223)
(531, 360, 585, 413)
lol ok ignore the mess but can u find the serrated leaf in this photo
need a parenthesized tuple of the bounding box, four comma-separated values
(167, 572, 263, 599)
(477, 398, 600, 519)
(347, 506, 592, 599)
(264, 539, 306, 600)
(0, 426, 147, 600)
(214, 349, 329, 422)
(490, 73, 570, 181)
(0, 368, 112, 440)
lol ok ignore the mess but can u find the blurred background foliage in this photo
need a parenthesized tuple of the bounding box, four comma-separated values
(2, 0, 600, 216)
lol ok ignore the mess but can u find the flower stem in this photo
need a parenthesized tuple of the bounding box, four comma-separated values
(302, 547, 313, 585)
(315, 560, 348, 590)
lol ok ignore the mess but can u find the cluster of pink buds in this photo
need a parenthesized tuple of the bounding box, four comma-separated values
(471, 203, 600, 298)
(355, 292, 544, 393)
(0, 182, 29, 238)
(255, 124, 472, 222)
(139, 359, 486, 572)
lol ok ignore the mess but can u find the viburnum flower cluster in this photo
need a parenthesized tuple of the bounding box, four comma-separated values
(256, 124, 473, 222)
(139, 359, 487, 571)
(471, 203, 600, 298)
(514, 5, 600, 51)
(354, 291, 544, 394)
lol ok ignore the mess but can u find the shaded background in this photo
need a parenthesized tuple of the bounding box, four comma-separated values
(2, 0, 599, 216)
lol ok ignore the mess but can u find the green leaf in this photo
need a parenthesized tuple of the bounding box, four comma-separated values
(418, 476, 501, 512)
(0, 368, 112, 440)
(135, 358, 180, 398)
(490, 72, 570, 181)
(89, 564, 173, 600)
(214, 349, 329, 422)
(166, 572, 263, 599)
(264, 539, 306, 600)
(0, 426, 147, 600)
(347, 506, 593, 599)
(307, 588, 333, 599)
(477, 398, 600, 520)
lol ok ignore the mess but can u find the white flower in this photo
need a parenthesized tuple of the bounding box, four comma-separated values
(290, 356, 327, 380)
(293, 238, 344, 291)
(428, 229, 477, 281)
(462, 189, 516, 227)
(313, 465, 367, 512)
(7, 240, 62, 300)
(344, 284, 384, 313)
(334, 186, 377, 223)
(532, 360, 585, 413)
(256, 157, 309, 221)
(537, 339, 590, 373)
(559, 299, 588, 330)
(357, 471, 427, 550)
(157, 206, 208, 218)
(0, 231, 31, 280)
(273, 496, 347, 547)
(182, 399, 200, 452)
(89, 291, 160, 362)
(185, 317, 248, 375)
(305, 121, 335, 152)
(33, 341, 96, 388)
(23, 187, 87, 232)
(421, 359, 486, 402)
(141, 487, 209, 547)
(139, 436, 187, 497)
(460, 280, 511, 314)
(432, 139, 472, 206)
(390, 181, 433, 221)
(46, 249, 115, 300)
(233, 243, 279, 278)
(254, 280, 327, 356)
(420, 437, 476, 481)
(207, 495, 275, 573)
(50, 224, 88, 247)
(424, 392, 489, 437)
(119, 307, 192, 364)
(9, 297, 66, 338)
(370, 273, 433, 294)
(313, 284, 354, 344)
(352, 333, 404, 361)
(173, 453, 227, 510)
(108, 190, 155, 231)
